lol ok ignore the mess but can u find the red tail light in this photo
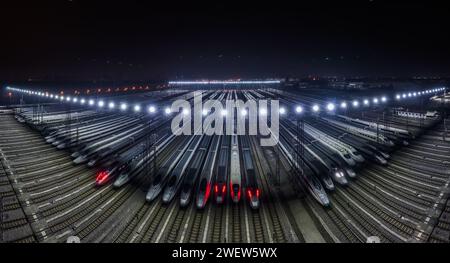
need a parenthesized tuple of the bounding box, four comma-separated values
(247, 189, 252, 199)
(96, 171, 109, 184)
(222, 185, 226, 194)
(256, 189, 260, 198)
(214, 184, 218, 194)
(205, 183, 211, 201)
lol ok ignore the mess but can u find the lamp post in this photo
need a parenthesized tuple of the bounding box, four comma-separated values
(295, 106, 304, 176)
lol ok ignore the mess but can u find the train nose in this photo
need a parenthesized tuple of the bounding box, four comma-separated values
(113, 174, 129, 188)
(56, 143, 66, 149)
(345, 168, 356, 178)
(88, 159, 97, 167)
(162, 190, 173, 204)
(196, 196, 205, 209)
(146, 191, 158, 202)
(73, 155, 87, 164)
(250, 198, 259, 209)
(146, 184, 162, 202)
(180, 193, 190, 207)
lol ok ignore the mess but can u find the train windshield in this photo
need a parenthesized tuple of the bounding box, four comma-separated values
(152, 174, 162, 184)
(199, 179, 207, 191)
(233, 184, 240, 194)
(181, 183, 190, 193)
(167, 176, 177, 187)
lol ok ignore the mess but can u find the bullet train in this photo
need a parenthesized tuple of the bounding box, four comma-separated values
(303, 121, 365, 165)
(196, 136, 221, 209)
(229, 135, 242, 203)
(240, 136, 260, 209)
(145, 136, 194, 201)
(321, 117, 395, 147)
(95, 161, 127, 186)
(95, 140, 155, 187)
(278, 135, 330, 206)
(214, 135, 230, 204)
(279, 122, 335, 190)
(312, 118, 389, 166)
(180, 135, 212, 207)
(162, 135, 203, 204)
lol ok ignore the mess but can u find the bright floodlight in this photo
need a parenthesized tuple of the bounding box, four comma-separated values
(66, 96, 71, 101)
(340, 102, 347, 109)
(165, 107, 171, 114)
(182, 108, 190, 115)
(73, 97, 78, 103)
(221, 109, 228, 116)
(55, 95, 59, 99)
(134, 105, 141, 112)
(279, 107, 286, 115)
(312, 104, 320, 112)
(363, 99, 369, 105)
(108, 102, 115, 109)
(98, 100, 105, 107)
(45, 93, 49, 97)
(295, 106, 303, 113)
(402, 94, 406, 98)
(396, 94, 401, 100)
(120, 103, 128, 111)
(352, 100, 359, 107)
(381, 96, 387, 102)
(89, 99, 94, 106)
(241, 109, 248, 116)
(413, 92, 417, 97)
(373, 98, 379, 104)
(169, 80, 281, 85)
(50, 94, 54, 98)
(259, 108, 267, 116)
(80, 99, 85, 104)
(60, 96, 64, 101)
(326, 103, 335, 111)
(408, 93, 412, 97)
(148, 106, 156, 113)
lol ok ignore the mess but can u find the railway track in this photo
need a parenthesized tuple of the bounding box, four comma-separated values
(185, 207, 205, 243)
(210, 205, 225, 242)
(311, 118, 450, 243)
(230, 203, 242, 242)
(249, 136, 289, 243)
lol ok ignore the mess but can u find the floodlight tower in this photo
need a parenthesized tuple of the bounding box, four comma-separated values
(294, 105, 305, 176)
(145, 105, 158, 181)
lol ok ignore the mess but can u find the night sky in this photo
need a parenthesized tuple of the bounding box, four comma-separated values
(1, 1, 450, 81)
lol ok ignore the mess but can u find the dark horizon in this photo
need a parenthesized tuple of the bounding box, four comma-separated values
(2, 1, 450, 81)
